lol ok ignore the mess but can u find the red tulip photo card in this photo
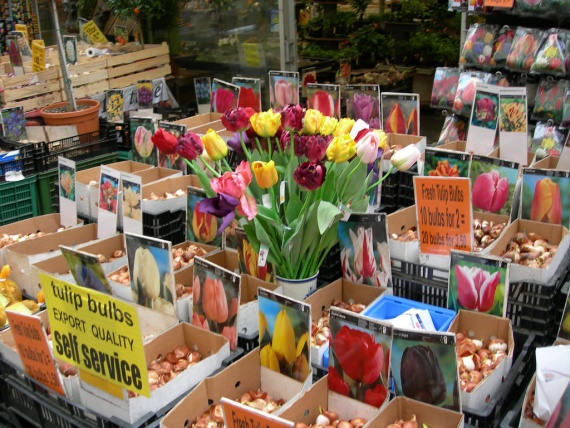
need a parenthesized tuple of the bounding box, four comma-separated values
(269, 71, 300, 110)
(211, 78, 240, 114)
(157, 121, 187, 173)
(192, 256, 241, 352)
(424, 147, 471, 178)
(306, 83, 341, 119)
(447, 250, 509, 317)
(345, 84, 381, 130)
(257, 287, 311, 382)
(498, 87, 528, 166)
(232, 77, 262, 112)
(391, 328, 461, 412)
(186, 186, 224, 247)
(98, 165, 121, 238)
(466, 82, 500, 156)
(380, 92, 420, 136)
(328, 306, 392, 408)
(300, 67, 316, 99)
(521, 168, 570, 228)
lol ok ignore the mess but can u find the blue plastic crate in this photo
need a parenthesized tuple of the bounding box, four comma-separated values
(362, 295, 457, 331)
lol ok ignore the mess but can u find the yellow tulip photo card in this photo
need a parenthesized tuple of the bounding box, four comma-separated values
(186, 186, 224, 247)
(521, 167, 570, 228)
(380, 92, 420, 136)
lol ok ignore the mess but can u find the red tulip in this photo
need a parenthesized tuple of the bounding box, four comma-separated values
(281, 104, 305, 132)
(311, 90, 335, 117)
(328, 366, 351, 396)
(334, 325, 383, 384)
(176, 131, 204, 162)
(385, 103, 406, 134)
(214, 87, 236, 113)
(151, 128, 178, 154)
(472, 170, 508, 212)
(293, 160, 326, 191)
(455, 265, 500, 312)
(221, 107, 254, 133)
(530, 178, 562, 224)
(304, 134, 330, 162)
(238, 87, 259, 111)
(201, 276, 228, 323)
(364, 383, 387, 407)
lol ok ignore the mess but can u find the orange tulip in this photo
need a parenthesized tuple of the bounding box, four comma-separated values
(385, 104, 406, 134)
(201, 276, 229, 323)
(530, 178, 562, 224)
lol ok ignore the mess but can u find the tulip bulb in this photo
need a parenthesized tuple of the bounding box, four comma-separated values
(472, 339, 483, 350)
(315, 414, 331, 426)
(462, 356, 475, 372)
(488, 339, 507, 353)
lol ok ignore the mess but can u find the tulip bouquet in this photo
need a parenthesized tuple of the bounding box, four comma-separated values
(151, 106, 421, 283)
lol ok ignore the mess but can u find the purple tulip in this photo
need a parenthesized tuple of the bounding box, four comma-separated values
(198, 193, 240, 234)
(293, 160, 326, 191)
(304, 134, 330, 162)
(227, 131, 250, 154)
(176, 132, 204, 161)
(352, 93, 374, 123)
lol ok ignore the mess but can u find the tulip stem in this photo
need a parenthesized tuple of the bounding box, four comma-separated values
(255, 138, 265, 159)
(365, 166, 396, 193)
(221, 158, 233, 172)
(340, 159, 362, 202)
(239, 133, 252, 162)
(195, 155, 221, 178)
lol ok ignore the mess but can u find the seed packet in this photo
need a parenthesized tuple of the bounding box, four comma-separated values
(530, 121, 566, 160)
(506, 27, 543, 73)
(532, 77, 570, 123)
(460, 24, 499, 70)
(431, 67, 460, 109)
(561, 89, 570, 128)
(436, 113, 468, 146)
(491, 26, 515, 69)
(453, 71, 493, 118)
(530, 29, 569, 77)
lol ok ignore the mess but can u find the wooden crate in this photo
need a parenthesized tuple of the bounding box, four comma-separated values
(106, 42, 171, 89)
(63, 58, 110, 99)
(0, 67, 63, 111)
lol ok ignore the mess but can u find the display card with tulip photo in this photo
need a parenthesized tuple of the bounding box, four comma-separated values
(269, 71, 300, 110)
(521, 168, 570, 228)
(157, 122, 187, 172)
(469, 154, 520, 219)
(124, 232, 176, 317)
(60, 245, 112, 294)
(257, 287, 311, 382)
(498, 87, 528, 166)
(531, 122, 566, 163)
(306, 83, 341, 119)
(328, 306, 392, 408)
(423, 147, 471, 178)
(235, 227, 275, 283)
(106, 89, 124, 123)
(338, 213, 392, 288)
(192, 256, 241, 352)
(97, 165, 121, 238)
(300, 67, 316, 99)
(447, 250, 509, 317)
(130, 117, 157, 166)
(211, 79, 240, 114)
(391, 328, 460, 412)
(466, 82, 500, 156)
(58, 156, 77, 227)
(1, 106, 27, 141)
(345, 85, 381, 129)
(380, 92, 420, 136)
(232, 77, 262, 112)
(186, 186, 224, 247)
(194, 77, 212, 114)
(121, 172, 142, 235)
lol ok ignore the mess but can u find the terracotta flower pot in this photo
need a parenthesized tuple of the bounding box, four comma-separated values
(39, 99, 100, 138)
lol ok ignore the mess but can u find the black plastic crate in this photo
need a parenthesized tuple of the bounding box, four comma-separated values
(142, 209, 186, 245)
(317, 243, 342, 286)
(237, 331, 259, 353)
(390, 259, 449, 307)
(379, 167, 418, 210)
(0, 136, 39, 182)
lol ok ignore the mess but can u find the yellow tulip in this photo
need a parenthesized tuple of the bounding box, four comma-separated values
(250, 110, 281, 137)
(252, 160, 278, 189)
(326, 134, 356, 163)
(319, 116, 338, 136)
(272, 309, 296, 364)
(201, 129, 228, 161)
(303, 109, 324, 135)
(296, 332, 309, 357)
(372, 129, 388, 150)
(333, 118, 355, 137)
(259, 311, 269, 339)
(293, 353, 310, 382)
(260, 344, 280, 372)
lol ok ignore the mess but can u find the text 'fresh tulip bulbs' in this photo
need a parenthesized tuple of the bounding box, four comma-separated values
(150, 106, 421, 281)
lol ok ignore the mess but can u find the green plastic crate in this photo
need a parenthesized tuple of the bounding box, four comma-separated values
(0, 175, 39, 225)
(37, 152, 119, 215)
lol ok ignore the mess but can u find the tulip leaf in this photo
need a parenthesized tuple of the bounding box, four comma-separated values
(299, 202, 319, 258)
(317, 201, 342, 235)
(190, 162, 215, 197)
(285, 192, 303, 225)
(318, 168, 337, 203)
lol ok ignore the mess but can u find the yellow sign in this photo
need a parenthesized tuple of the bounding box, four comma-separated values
(32, 39, 45, 47)
(15, 24, 28, 41)
(82, 20, 108, 44)
(80, 370, 124, 398)
(242, 43, 261, 67)
(40, 273, 150, 397)
(32, 41, 45, 72)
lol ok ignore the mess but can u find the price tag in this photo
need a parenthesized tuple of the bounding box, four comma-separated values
(82, 20, 108, 44)
(262, 193, 272, 208)
(242, 43, 261, 67)
(485, 0, 514, 7)
(338, 202, 352, 222)
(279, 181, 285, 205)
(257, 243, 269, 268)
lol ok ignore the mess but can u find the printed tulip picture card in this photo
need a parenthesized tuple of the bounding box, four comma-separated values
(106, 89, 124, 123)
(345, 84, 381, 129)
(232, 77, 262, 112)
(97, 165, 121, 238)
(130, 117, 156, 166)
(557, 282, 570, 342)
(521, 168, 570, 227)
(9, 31, 31, 61)
(157, 122, 187, 172)
(124, 232, 176, 317)
(424, 147, 471, 178)
(338, 213, 392, 287)
(469, 154, 520, 218)
(466, 82, 500, 156)
(431, 67, 460, 110)
(137, 80, 154, 110)
(186, 186, 224, 247)
(391, 328, 460, 412)
(6, 34, 24, 75)
(195, 77, 212, 114)
(1, 106, 27, 142)
(381, 92, 420, 136)
(328, 306, 392, 408)
(193, 256, 241, 352)
(301, 66, 316, 99)
(258, 287, 311, 381)
(448, 250, 509, 317)
(211, 78, 240, 114)
(306, 83, 341, 118)
(60, 245, 111, 294)
(121, 172, 142, 236)
(498, 87, 529, 166)
(235, 227, 274, 283)
(269, 70, 300, 110)
(58, 157, 77, 228)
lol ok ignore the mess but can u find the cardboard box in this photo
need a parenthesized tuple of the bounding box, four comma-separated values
(238, 274, 282, 337)
(519, 374, 543, 428)
(487, 219, 570, 284)
(71, 233, 127, 275)
(142, 175, 201, 216)
(304, 278, 391, 366)
(172, 113, 222, 129)
(387, 205, 419, 263)
(530, 155, 560, 170)
(472, 211, 511, 254)
(5, 224, 100, 296)
(449, 310, 514, 411)
(173, 265, 194, 323)
(135, 167, 183, 185)
(160, 347, 312, 428)
(488, 147, 535, 167)
(172, 241, 220, 274)
(202, 248, 240, 275)
(279, 375, 384, 426)
(106, 265, 132, 302)
(79, 322, 230, 424)
(367, 396, 464, 428)
(438, 140, 467, 152)
(30, 253, 76, 292)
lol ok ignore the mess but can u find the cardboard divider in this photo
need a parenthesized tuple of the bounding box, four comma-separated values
(142, 175, 201, 216)
(238, 274, 282, 337)
(387, 205, 419, 263)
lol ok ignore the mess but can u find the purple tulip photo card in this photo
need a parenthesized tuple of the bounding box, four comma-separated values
(498, 87, 529, 166)
(466, 82, 500, 156)
(391, 328, 460, 412)
(269, 70, 300, 110)
(157, 121, 187, 173)
(345, 84, 381, 129)
(469, 154, 520, 219)
(306, 83, 341, 118)
(186, 186, 224, 247)
(192, 256, 241, 352)
(338, 213, 392, 288)
(328, 306, 392, 409)
(211, 78, 240, 114)
(448, 250, 509, 317)
(380, 92, 420, 136)
(521, 168, 570, 227)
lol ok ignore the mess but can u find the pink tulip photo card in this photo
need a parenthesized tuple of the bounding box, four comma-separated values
(235, 227, 275, 283)
(186, 186, 224, 247)
(328, 306, 392, 408)
(345, 84, 381, 129)
(424, 147, 471, 178)
(269, 70, 300, 110)
(469, 154, 520, 219)
(498, 86, 529, 166)
(97, 165, 121, 238)
(306, 83, 341, 119)
(192, 256, 241, 352)
(257, 287, 311, 381)
(448, 250, 509, 317)
(466, 82, 500, 156)
(521, 168, 570, 227)
(130, 117, 157, 166)
(380, 92, 420, 136)
(157, 121, 187, 173)
(231, 77, 262, 112)
(211, 78, 240, 114)
(338, 213, 392, 288)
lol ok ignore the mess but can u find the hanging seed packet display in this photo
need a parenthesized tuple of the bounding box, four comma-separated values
(345, 84, 381, 129)
(532, 78, 570, 124)
(328, 307, 392, 408)
(0, 106, 27, 141)
(137, 80, 154, 110)
(307, 83, 341, 118)
(391, 328, 460, 411)
(424, 147, 471, 178)
(437, 114, 468, 146)
(521, 168, 570, 227)
(499, 87, 529, 166)
(561, 90, 570, 129)
(530, 29, 569, 77)
(530, 121, 566, 160)
(460, 24, 498, 70)
(130, 117, 157, 165)
(211, 78, 240, 114)
(381, 93, 419, 135)
(453, 71, 492, 118)
(431, 68, 460, 110)
(491, 26, 515, 70)
(506, 27, 543, 73)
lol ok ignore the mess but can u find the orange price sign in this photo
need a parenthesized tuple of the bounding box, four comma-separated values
(484, 0, 514, 7)
(5, 311, 65, 396)
(414, 176, 473, 256)
(222, 398, 294, 428)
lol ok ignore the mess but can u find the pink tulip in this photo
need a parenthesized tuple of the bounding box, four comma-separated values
(472, 170, 508, 212)
(192, 312, 210, 330)
(311, 90, 335, 117)
(274, 80, 295, 107)
(210, 161, 256, 220)
(354, 129, 380, 164)
(221, 326, 237, 351)
(202, 276, 229, 323)
(349, 227, 377, 280)
(193, 273, 201, 302)
(455, 265, 500, 312)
